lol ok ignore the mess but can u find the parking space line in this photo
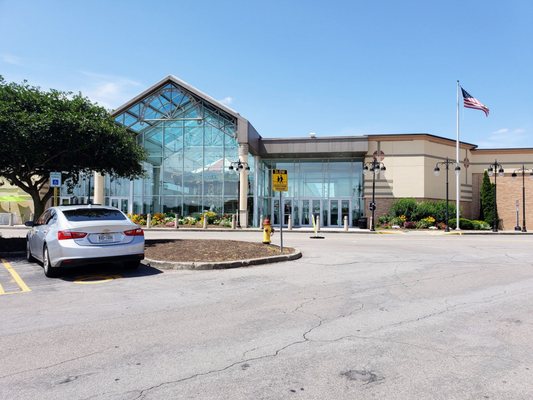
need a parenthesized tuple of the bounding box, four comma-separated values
(1, 258, 31, 294)
(0, 281, 4, 295)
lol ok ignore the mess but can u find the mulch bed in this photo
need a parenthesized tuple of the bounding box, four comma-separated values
(0, 237, 294, 263)
(145, 239, 294, 262)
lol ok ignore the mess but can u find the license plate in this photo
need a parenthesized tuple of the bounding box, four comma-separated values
(98, 233, 114, 242)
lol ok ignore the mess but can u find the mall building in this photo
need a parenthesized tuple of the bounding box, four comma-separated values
(2, 75, 533, 229)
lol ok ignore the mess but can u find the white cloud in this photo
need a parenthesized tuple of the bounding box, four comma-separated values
(477, 128, 528, 148)
(1, 53, 22, 66)
(218, 96, 233, 106)
(79, 71, 142, 109)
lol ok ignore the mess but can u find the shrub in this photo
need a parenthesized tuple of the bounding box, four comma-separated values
(151, 212, 165, 226)
(448, 218, 474, 230)
(472, 220, 491, 230)
(128, 213, 146, 226)
(389, 216, 404, 227)
(199, 211, 218, 225)
(416, 216, 436, 229)
(378, 215, 391, 225)
(389, 198, 418, 220)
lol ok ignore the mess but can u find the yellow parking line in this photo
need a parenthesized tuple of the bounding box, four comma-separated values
(0, 282, 4, 295)
(1, 258, 31, 293)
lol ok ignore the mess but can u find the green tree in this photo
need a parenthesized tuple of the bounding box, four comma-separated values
(480, 170, 497, 226)
(0, 77, 146, 220)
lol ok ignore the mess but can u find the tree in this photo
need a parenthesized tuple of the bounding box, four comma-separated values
(480, 170, 497, 226)
(0, 77, 146, 220)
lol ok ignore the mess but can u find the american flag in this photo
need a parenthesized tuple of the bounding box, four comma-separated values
(461, 87, 489, 117)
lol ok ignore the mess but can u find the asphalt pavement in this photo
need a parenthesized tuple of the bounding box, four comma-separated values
(1, 229, 532, 399)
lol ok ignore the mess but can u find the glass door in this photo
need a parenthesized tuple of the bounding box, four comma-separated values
(341, 200, 350, 227)
(329, 200, 340, 226)
(301, 199, 310, 225)
(272, 198, 280, 225)
(283, 199, 292, 225)
(312, 199, 321, 227)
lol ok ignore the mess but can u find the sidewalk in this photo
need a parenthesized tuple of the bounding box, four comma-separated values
(2, 225, 533, 235)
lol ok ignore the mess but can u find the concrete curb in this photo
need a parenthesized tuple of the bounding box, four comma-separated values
(145, 248, 302, 270)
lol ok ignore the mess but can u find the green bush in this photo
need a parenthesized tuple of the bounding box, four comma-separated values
(448, 218, 474, 230)
(378, 215, 391, 225)
(472, 220, 491, 230)
(390, 198, 417, 220)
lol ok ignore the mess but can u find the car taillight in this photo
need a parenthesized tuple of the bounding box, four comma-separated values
(58, 230, 87, 240)
(124, 228, 144, 236)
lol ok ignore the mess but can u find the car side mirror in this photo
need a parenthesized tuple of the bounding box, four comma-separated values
(24, 221, 35, 227)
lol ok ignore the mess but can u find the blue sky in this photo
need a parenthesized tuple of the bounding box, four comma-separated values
(1, 0, 532, 148)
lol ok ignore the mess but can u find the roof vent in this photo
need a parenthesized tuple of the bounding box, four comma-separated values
(309, 132, 317, 139)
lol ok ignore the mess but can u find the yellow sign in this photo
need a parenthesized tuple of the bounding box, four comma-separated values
(272, 169, 288, 192)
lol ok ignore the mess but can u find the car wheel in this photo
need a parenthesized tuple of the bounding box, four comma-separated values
(124, 261, 140, 270)
(43, 245, 61, 278)
(26, 240, 36, 263)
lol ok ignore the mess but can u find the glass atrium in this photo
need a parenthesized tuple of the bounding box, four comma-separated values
(109, 82, 248, 219)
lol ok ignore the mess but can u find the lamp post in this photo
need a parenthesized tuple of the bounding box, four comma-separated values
(511, 164, 533, 232)
(363, 159, 386, 231)
(228, 160, 250, 228)
(433, 158, 461, 232)
(487, 160, 504, 232)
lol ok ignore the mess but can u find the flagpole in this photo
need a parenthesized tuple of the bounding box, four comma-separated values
(456, 80, 461, 230)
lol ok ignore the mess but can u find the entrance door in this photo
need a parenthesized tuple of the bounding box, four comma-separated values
(110, 197, 129, 214)
(312, 199, 321, 227)
(341, 199, 350, 227)
(329, 199, 351, 227)
(329, 200, 340, 226)
(272, 198, 280, 225)
(283, 199, 292, 225)
(301, 200, 310, 225)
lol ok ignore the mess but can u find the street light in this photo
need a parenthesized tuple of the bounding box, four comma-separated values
(433, 158, 460, 232)
(228, 160, 250, 228)
(511, 164, 533, 232)
(363, 159, 386, 231)
(487, 160, 504, 232)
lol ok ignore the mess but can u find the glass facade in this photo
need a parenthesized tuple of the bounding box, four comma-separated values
(58, 79, 364, 227)
(257, 159, 363, 227)
(111, 82, 246, 217)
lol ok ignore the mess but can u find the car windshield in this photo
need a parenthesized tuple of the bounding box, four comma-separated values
(62, 208, 127, 222)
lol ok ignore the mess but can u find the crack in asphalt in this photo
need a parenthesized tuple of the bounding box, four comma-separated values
(130, 316, 326, 400)
(0, 350, 103, 380)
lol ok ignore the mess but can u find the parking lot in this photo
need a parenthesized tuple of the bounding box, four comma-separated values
(1, 230, 533, 399)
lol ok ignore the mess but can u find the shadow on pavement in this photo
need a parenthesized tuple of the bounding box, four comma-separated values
(59, 262, 162, 282)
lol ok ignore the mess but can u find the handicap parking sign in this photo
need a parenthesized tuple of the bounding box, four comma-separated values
(50, 172, 62, 187)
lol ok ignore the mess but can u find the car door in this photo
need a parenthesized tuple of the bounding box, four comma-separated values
(31, 210, 52, 258)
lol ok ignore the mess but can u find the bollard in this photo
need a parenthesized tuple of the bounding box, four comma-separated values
(231, 214, 236, 229)
(344, 215, 348, 231)
(203, 213, 208, 229)
(146, 213, 152, 229)
(174, 214, 179, 229)
(8, 213, 13, 226)
(288, 215, 292, 230)
(259, 215, 263, 229)
(316, 215, 321, 231)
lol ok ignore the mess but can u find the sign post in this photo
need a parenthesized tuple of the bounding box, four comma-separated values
(50, 172, 62, 207)
(272, 169, 288, 253)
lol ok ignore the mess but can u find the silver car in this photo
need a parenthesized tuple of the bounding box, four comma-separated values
(26, 205, 144, 277)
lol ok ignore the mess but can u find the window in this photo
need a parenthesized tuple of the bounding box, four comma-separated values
(62, 208, 126, 222)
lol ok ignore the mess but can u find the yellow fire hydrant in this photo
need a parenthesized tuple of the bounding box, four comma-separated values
(262, 218, 275, 244)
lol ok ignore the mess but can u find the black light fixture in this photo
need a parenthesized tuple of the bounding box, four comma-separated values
(434, 158, 460, 232)
(363, 159, 386, 231)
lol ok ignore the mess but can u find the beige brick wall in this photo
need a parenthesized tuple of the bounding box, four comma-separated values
(492, 174, 533, 230)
